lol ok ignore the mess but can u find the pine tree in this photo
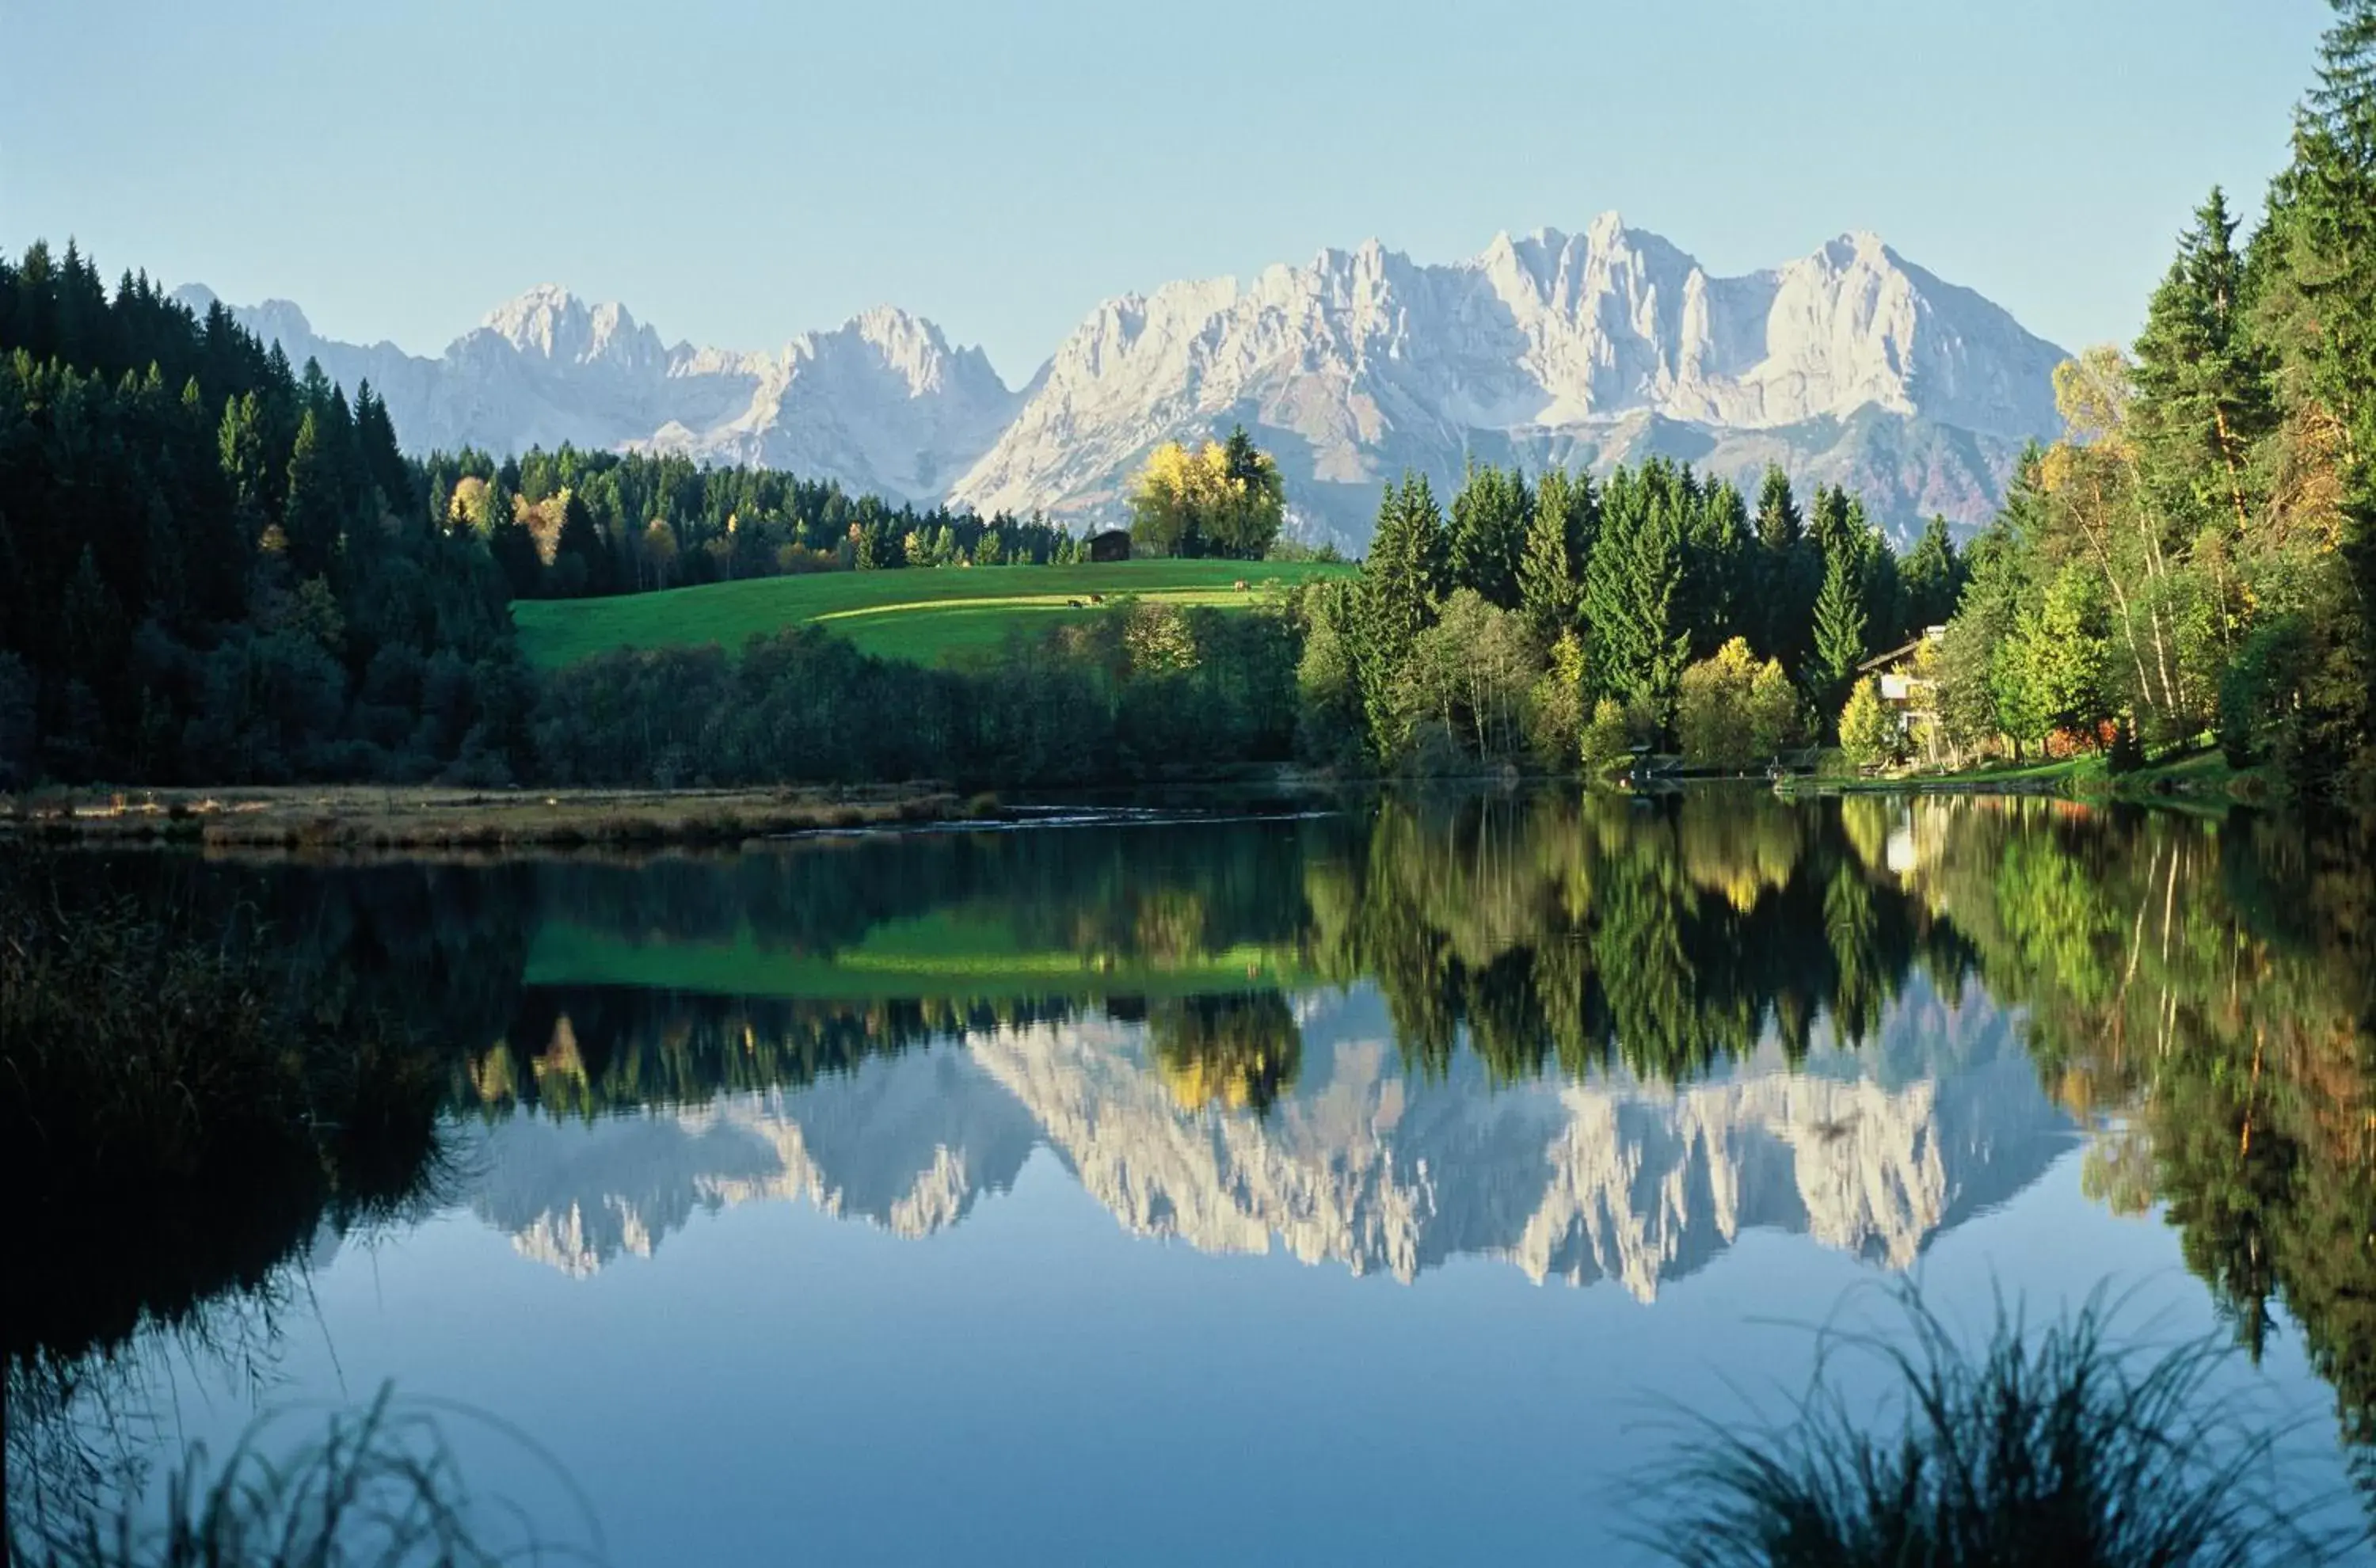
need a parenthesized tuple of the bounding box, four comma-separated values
(1807, 540, 1869, 721)
(2134, 188, 2277, 532)
(554, 491, 612, 597)
(282, 407, 344, 578)
(487, 481, 542, 599)
(1517, 468, 1578, 642)
(1448, 461, 1530, 608)
(1581, 460, 1689, 719)
(1751, 464, 1814, 667)
(1899, 516, 1966, 631)
(1845, 497, 1902, 648)
(1355, 473, 1445, 758)
(1682, 477, 1749, 658)
(1808, 483, 1853, 561)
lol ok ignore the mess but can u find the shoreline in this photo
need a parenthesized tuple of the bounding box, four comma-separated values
(0, 783, 977, 853)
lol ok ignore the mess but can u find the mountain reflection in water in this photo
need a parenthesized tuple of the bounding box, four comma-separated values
(463, 987, 2072, 1298)
(14, 789, 2372, 1564)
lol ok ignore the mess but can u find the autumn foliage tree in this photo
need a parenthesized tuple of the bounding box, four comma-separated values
(1125, 425, 1285, 560)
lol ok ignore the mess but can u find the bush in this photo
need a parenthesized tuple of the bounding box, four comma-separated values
(1677, 637, 1799, 771)
(1581, 698, 1632, 774)
(1837, 678, 1901, 771)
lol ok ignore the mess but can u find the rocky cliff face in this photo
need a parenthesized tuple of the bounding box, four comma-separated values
(951, 217, 2065, 548)
(462, 986, 2073, 1295)
(177, 214, 2065, 550)
(171, 284, 1019, 508)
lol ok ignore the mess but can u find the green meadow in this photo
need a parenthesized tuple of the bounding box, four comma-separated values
(525, 908, 1312, 1002)
(512, 559, 1350, 669)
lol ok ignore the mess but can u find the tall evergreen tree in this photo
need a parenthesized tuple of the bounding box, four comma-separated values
(554, 492, 613, 597)
(1899, 516, 1966, 631)
(1751, 465, 1814, 666)
(1448, 461, 1530, 609)
(1581, 460, 1689, 717)
(281, 408, 344, 578)
(1807, 540, 1869, 722)
(1355, 473, 1445, 758)
(1681, 478, 1750, 658)
(1517, 467, 1580, 642)
(487, 481, 542, 599)
(2134, 188, 2277, 532)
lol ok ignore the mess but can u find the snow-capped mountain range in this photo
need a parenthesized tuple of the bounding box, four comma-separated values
(175, 214, 2070, 550)
(463, 982, 2074, 1295)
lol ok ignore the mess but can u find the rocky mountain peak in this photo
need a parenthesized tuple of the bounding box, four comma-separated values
(183, 211, 2070, 548)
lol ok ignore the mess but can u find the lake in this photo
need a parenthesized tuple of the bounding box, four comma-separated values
(9, 789, 2372, 1564)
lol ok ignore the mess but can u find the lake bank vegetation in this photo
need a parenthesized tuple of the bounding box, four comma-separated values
(1, 782, 969, 851)
(1647, 1283, 2364, 1567)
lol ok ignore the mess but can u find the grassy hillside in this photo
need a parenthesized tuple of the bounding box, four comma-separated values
(513, 560, 1350, 669)
(526, 911, 1312, 1001)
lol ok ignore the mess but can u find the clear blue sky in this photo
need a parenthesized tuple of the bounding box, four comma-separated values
(2, 0, 2334, 385)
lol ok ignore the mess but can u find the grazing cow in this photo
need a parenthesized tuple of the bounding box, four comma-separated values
(1089, 593, 1106, 604)
(1067, 598, 1084, 607)
(1233, 579, 1249, 592)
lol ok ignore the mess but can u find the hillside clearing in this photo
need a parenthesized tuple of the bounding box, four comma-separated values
(512, 560, 1350, 669)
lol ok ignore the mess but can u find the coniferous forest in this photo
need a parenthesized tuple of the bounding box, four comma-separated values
(2, 5, 2370, 799)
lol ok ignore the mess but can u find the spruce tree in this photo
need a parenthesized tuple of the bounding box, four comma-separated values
(487, 481, 542, 599)
(1581, 460, 1689, 719)
(1448, 462, 1529, 608)
(1355, 473, 1445, 758)
(555, 492, 612, 597)
(1900, 516, 1965, 631)
(1807, 540, 1869, 722)
(1682, 478, 1749, 658)
(2134, 188, 2276, 531)
(1517, 467, 1578, 643)
(1752, 464, 1815, 668)
(281, 408, 343, 578)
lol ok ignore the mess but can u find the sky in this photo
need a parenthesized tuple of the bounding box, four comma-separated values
(1, 0, 2337, 386)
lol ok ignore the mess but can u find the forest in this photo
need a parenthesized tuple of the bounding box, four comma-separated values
(2, 8, 2369, 797)
(1920, 10, 2375, 795)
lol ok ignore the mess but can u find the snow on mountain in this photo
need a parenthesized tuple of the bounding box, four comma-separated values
(174, 214, 2067, 548)
(169, 282, 1020, 508)
(462, 982, 2073, 1293)
(950, 215, 2067, 548)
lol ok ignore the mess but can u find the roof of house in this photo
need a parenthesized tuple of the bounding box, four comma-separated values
(1856, 626, 1947, 675)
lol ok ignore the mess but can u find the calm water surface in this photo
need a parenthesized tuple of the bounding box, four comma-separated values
(12, 790, 2374, 1563)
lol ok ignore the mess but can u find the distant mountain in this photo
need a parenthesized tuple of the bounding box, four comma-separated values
(463, 983, 2076, 1296)
(178, 215, 2069, 550)
(169, 282, 1019, 508)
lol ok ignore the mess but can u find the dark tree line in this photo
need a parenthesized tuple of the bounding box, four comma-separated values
(531, 598, 1300, 789)
(1, 243, 527, 786)
(422, 444, 1087, 602)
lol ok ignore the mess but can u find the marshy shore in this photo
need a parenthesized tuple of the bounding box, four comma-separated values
(0, 782, 974, 854)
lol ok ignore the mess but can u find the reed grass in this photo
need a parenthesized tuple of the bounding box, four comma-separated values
(7, 1383, 604, 1567)
(1643, 1282, 2366, 1567)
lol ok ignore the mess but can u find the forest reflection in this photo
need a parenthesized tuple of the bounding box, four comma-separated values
(448, 790, 2372, 1488)
(21, 791, 2373, 1492)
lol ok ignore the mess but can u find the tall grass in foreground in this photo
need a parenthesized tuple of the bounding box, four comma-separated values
(6, 1384, 604, 1567)
(1644, 1284, 2369, 1567)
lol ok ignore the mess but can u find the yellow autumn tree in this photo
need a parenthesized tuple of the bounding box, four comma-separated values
(1125, 425, 1284, 559)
